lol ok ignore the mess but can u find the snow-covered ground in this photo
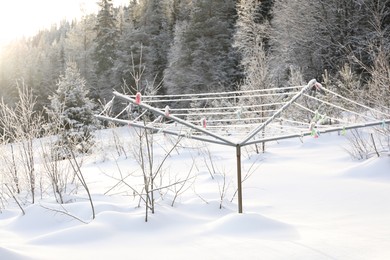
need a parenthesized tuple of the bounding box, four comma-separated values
(1, 127, 389, 260)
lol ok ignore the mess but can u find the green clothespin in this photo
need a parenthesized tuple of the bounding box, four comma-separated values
(311, 128, 317, 137)
(313, 110, 320, 122)
(309, 122, 316, 136)
(341, 126, 346, 136)
(314, 130, 320, 138)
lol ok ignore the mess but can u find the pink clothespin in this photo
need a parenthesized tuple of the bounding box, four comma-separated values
(202, 118, 207, 128)
(135, 92, 141, 104)
(165, 105, 170, 117)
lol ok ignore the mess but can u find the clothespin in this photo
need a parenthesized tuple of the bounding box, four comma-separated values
(165, 105, 170, 117)
(135, 92, 141, 104)
(341, 126, 346, 136)
(382, 120, 386, 128)
(201, 118, 207, 128)
(309, 122, 319, 138)
(312, 110, 323, 122)
(309, 122, 316, 132)
(310, 128, 316, 137)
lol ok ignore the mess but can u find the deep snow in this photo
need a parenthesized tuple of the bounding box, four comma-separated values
(1, 127, 389, 260)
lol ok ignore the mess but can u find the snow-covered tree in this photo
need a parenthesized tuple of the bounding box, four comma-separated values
(234, 0, 271, 90)
(359, 1, 390, 111)
(48, 61, 99, 155)
(234, 0, 272, 114)
(138, 0, 171, 90)
(234, 0, 274, 134)
(164, 0, 238, 97)
(65, 14, 96, 86)
(93, 0, 119, 101)
(270, 0, 319, 84)
(270, 0, 383, 85)
(115, 0, 171, 94)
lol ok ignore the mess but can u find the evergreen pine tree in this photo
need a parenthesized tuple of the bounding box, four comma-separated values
(140, 0, 171, 93)
(48, 61, 99, 155)
(65, 14, 97, 86)
(115, 0, 171, 95)
(234, 0, 273, 152)
(114, 2, 138, 93)
(93, 0, 119, 101)
(164, 0, 238, 97)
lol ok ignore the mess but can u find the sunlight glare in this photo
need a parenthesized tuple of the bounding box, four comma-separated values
(0, 0, 128, 46)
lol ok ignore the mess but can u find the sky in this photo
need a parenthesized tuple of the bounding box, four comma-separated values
(0, 0, 128, 46)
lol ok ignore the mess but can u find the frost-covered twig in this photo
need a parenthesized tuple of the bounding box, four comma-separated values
(39, 203, 89, 224)
(170, 159, 197, 207)
(231, 155, 262, 202)
(67, 148, 95, 220)
(4, 184, 25, 215)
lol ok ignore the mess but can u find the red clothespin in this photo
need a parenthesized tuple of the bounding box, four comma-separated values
(135, 92, 141, 104)
(202, 118, 207, 128)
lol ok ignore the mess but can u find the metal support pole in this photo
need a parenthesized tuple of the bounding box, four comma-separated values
(236, 144, 243, 213)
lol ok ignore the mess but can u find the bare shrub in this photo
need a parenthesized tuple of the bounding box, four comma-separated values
(169, 158, 197, 207)
(344, 129, 387, 160)
(0, 143, 20, 195)
(130, 125, 182, 222)
(216, 167, 231, 209)
(231, 154, 262, 202)
(39, 136, 75, 204)
(66, 145, 95, 220)
(0, 83, 43, 204)
(201, 146, 217, 179)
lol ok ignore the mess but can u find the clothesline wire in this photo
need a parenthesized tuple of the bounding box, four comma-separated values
(303, 94, 377, 121)
(171, 109, 278, 117)
(141, 85, 304, 99)
(322, 87, 390, 118)
(292, 102, 350, 125)
(164, 102, 286, 112)
(142, 91, 299, 104)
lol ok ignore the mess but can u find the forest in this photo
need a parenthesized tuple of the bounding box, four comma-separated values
(0, 0, 389, 115)
(0, 2, 389, 257)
